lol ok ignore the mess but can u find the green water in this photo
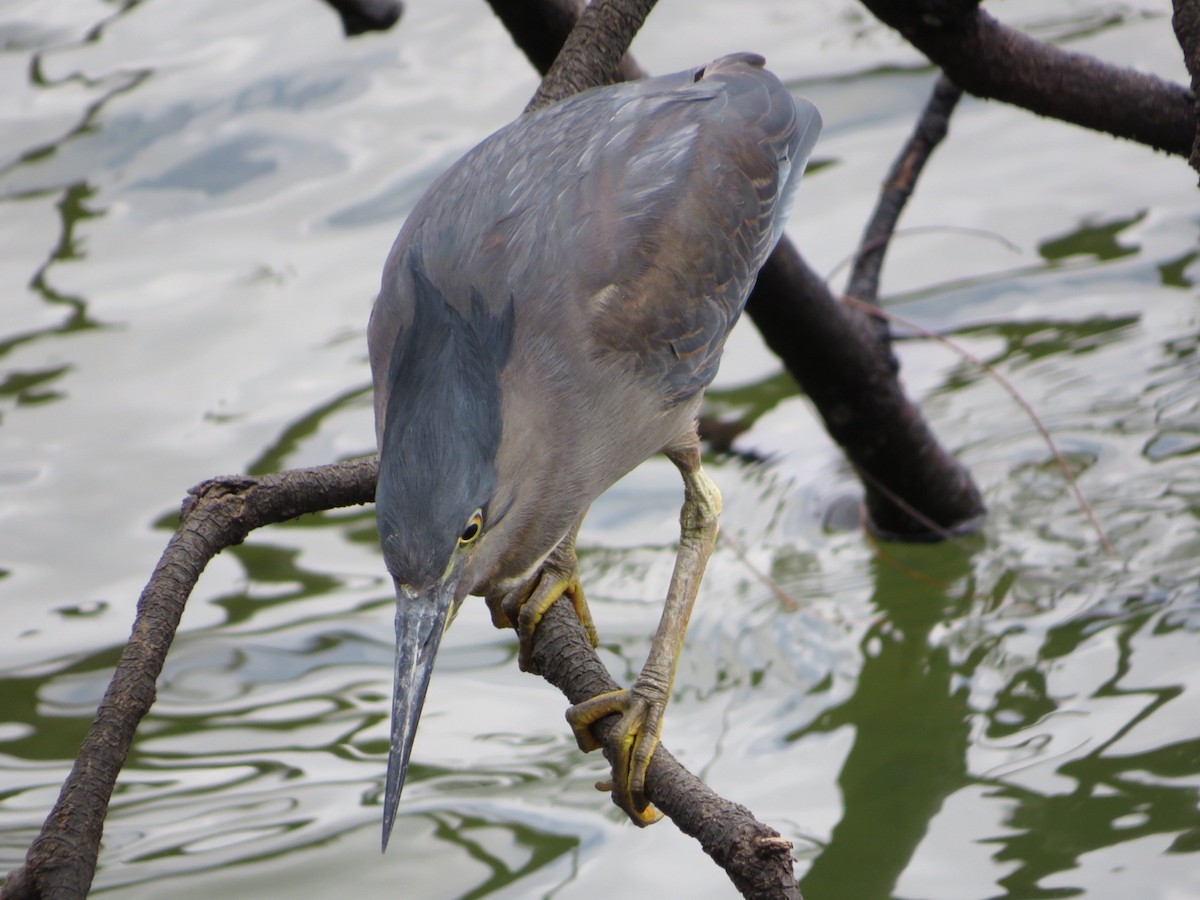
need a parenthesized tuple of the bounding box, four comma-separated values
(1, 1, 1197, 897)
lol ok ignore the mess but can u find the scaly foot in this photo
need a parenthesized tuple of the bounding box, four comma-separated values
(567, 437, 720, 826)
(486, 532, 598, 674)
(566, 678, 667, 826)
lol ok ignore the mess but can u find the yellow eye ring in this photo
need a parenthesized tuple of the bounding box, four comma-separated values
(459, 510, 483, 545)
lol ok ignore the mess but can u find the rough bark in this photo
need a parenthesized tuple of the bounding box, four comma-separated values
(486, 0, 641, 83)
(524, 0, 656, 112)
(861, 0, 1194, 156)
(0, 458, 796, 899)
(0, 460, 379, 900)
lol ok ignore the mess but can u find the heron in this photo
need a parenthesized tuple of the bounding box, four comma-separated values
(369, 52, 820, 848)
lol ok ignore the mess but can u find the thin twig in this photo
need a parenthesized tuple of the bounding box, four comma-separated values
(847, 76, 964, 310)
(826, 225, 1021, 284)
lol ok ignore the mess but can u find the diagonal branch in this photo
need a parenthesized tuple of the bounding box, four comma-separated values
(860, 0, 1195, 156)
(847, 75, 964, 311)
(0, 458, 796, 899)
(0, 459, 379, 900)
(525, 0, 657, 112)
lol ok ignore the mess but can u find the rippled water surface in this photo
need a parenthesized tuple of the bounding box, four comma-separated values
(2, 1, 1198, 897)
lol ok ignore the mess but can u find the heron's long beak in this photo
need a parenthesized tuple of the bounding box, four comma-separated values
(381, 579, 454, 851)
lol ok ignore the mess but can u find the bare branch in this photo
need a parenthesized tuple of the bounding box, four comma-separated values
(0, 452, 798, 898)
(860, 0, 1195, 156)
(847, 75, 964, 311)
(1, 459, 379, 900)
(524, 0, 657, 112)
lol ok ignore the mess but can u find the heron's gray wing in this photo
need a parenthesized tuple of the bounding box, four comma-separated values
(369, 54, 820, 432)
(577, 54, 820, 404)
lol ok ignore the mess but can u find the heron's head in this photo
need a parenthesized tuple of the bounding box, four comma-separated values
(375, 253, 514, 849)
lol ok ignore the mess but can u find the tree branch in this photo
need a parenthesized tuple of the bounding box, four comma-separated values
(0, 456, 797, 898)
(1, 459, 379, 900)
(524, 0, 657, 112)
(847, 75, 964, 311)
(860, 0, 1195, 156)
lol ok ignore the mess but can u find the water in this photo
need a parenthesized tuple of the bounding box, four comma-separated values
(1, 1, 1198, 897)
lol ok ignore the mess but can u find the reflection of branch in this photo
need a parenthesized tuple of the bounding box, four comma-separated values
(861, 0, 1194, 156)
(0, 459, 379, 900)
(1172, 0, 1200, 180)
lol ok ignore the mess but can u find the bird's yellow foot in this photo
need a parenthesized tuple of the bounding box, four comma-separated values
(486, 550, 598, 674)
(566, 679, 668, 826)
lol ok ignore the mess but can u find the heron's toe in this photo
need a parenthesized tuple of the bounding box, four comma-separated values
(566, 686, 666, 827)
(488, 570, 597, 674)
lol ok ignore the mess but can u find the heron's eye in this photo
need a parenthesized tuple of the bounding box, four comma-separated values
(459, 510, 483, 545)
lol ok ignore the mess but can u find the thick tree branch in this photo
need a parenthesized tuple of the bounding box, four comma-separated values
(524, 0, 657, 112)
(860, 0, 1194, 156)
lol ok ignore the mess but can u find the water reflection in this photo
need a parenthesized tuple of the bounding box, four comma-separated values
(795, 547, 974, 899)
(3, 0, 1200, 897)
(988, 599, 1200, 897)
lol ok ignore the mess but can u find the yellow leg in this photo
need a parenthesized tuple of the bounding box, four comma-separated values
(486, 522, 599, 675)
(566, 439, 721, 825)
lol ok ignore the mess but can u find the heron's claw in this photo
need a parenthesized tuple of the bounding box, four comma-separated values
(486, 546, 598, 675)
(567, 682, 667, 826)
